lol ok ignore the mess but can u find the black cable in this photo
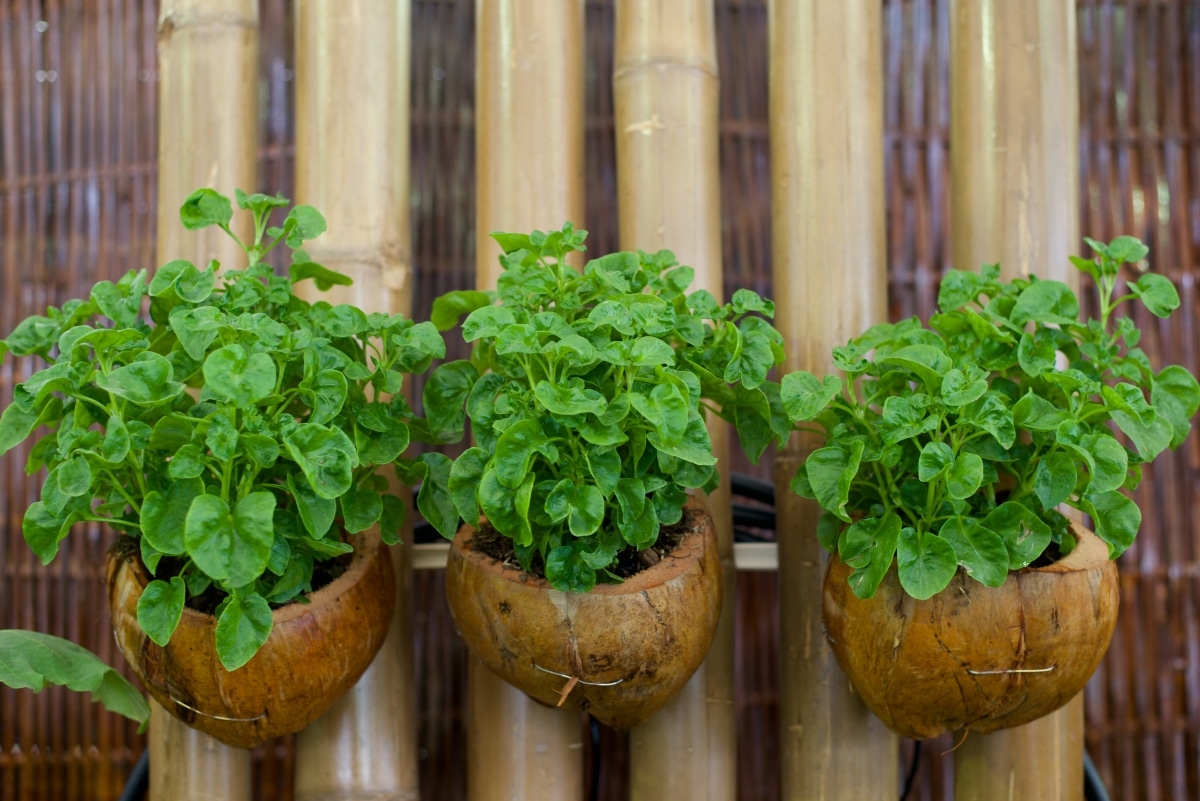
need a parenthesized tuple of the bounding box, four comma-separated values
(731, 473, 776, 506)
(1084, 748, 1111, 801)
(117, 748, 149, 801)
(589, 715, 602, 801)
(899, 739, 921, 801)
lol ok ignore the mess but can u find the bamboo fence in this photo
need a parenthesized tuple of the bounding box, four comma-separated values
(1, 1, 1198, 800)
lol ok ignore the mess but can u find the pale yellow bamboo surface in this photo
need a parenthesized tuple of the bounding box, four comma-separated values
(612, 2, 734, 799)
(151, 0, 258, 796)
(291, 2, 419, 799)
(767, 1, 899, 799)
(950, 2, 1083, 798)
(470, 2, 586, 800)
(155, 0, 258, 271)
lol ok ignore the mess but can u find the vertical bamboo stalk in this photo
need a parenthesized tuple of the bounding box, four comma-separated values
(950, 2, 1083, 798)
(471, 2, 586, 800)
(612, 3, 734, 799)
(152, 0, 257, 795)
(291, 2, 418, 799)
(768, 2, 899, 799)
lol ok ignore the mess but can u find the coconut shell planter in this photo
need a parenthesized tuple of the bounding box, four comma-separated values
(446, 498, 721, 729)
(107, 530, 395, 748)
(823, 521, 1118, 739)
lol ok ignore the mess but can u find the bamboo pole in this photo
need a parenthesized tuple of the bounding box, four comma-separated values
(151, 0, 257, 796)
(611, 3, 734, 799)
(950, 2, 1083, 798)
(470, 2, 586, 800)
(768, 2, 899, 799)
(291, 2, 418, 799)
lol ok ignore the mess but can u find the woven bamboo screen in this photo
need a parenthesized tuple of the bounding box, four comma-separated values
(1, 1, 1197, 800)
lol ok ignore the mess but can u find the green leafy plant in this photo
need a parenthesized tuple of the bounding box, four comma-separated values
(420, 224, 788, 592)
(0, 630, 150, 728)
(783, 236, 1200, 601)
(0, 189, 445, 670)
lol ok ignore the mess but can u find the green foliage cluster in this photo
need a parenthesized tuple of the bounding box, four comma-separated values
(421, 224, 788, 592)
(784, 237, 1200, 601)
(0, 189, 445, 670)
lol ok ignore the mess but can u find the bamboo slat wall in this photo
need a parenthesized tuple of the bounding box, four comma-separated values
(0, 1, 1198, 800)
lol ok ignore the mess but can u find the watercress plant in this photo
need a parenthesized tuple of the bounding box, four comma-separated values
(783, 236, 1200, 602)
(0, 188, 446, 670)
(420, 224, 788, 592)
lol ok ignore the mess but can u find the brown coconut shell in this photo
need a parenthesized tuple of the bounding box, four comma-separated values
(106, 528, 395, 749)
(822, 522, 1119, 740)
(445, 498, 721, 729)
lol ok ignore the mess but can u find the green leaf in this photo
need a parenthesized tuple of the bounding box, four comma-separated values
(462, 306, 516, 342)
(286, 473, 336, 539)
(479, 470, 532, 546)
(881, 396, 939, 444)
(1010, 279, 1079, 326)
(56, 455, 92, 497)
(4, 315, 61, 356)
(937, 269, 985, 311)
(805, 440, 864, 522)
(918, 442, 954, 482)
(840, 513, 901, 599)
(169, 306, 224, 361)
(185, 493, 275, 588)
(97, 353, 185, 405)
(896, 526, 958, 600)
(242, 433, 280, 468)
(422, 361, 478, 444)
(0, 630, 150, 726)
(1083, 490, 1141, 559)
(140, 480, 202, 555)
(448, 447, 489, 526)
(880, 344, 953, 392)
(940, 366, 988, 407)
(1012, 391, 1070, 431)
(493, 419, 557, 489)
(431, 290, 492, 331)
(1102, 383, 1156, 427)
(215, 593, 274, 672)
(648, 412, 717, 466)
(101, 415, 131, 464)
(587, 448, 622, 496)
(179, 188, 233, 230)
(148, 259, 191, 296)
(417, 452, 459, 540)
(568, 484, 605, 537)
(0, 404, 41, 457)
(1034, 450, 1076, 511)
(341, 486, 382, 534)
(205, 412, 239, 461)
(962, 395, 1016, 449)
(1127, 273, 1179, 318)
(136, 576, 186, 647)
(781, 372, 842, 422)
(1017, 328, 1058, 377)
(22, 502, 73, 564)
(1152, 365, 1200, 449)
(1112, 410, 1173, 462)
(168, 444, 207, 480)
(630, 384, 689, 445)
(379, 495, 407, 546)
(534, 379, 606, 417)
(1083, 431, 1128, 494)
(938, 518, 1008, 587)
(588, 301, 635, 335)
(629, 337, 677, 367)
(545, 546, 597, 593)
(175, 262, 216, 303)
(204, 344, 277, 408)
(947, 452, 984, 499)
(981, 501, 1051, 570)
(283, 424, 357, 499)
(284, 205, 327, 248)
(289, 261, 353, 291)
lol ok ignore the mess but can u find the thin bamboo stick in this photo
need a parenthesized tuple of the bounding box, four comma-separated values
(611, 3, 734, 798)
(950, 2, 1083, 798)
(767, 2, 899, 799)
(152, 1, 257, 796)
(291, 2, 418, 799)
(470, 2, 586, 800)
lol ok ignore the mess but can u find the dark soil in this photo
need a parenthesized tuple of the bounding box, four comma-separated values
(113, 535, 351, 616)
(471, 506, 696, 583)
(1029, 539, 1067, 569)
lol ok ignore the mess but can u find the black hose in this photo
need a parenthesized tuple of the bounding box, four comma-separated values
(117, 748, 148, 801)
(589, 716, 602, 801)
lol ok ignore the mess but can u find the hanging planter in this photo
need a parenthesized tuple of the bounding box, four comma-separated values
(781, 236, 1200, 738)
(822, 521, 1118, 739)
(0, 189, 448, 747)
(416, 225, 785, 727)
(107, 528, 394, 748)
(446, 497, 720, 729)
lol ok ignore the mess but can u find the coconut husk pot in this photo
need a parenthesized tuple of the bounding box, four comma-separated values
(822, 521, 1119, 740)
(106, 528, 395, 749)
(445, 497, 721, 729)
